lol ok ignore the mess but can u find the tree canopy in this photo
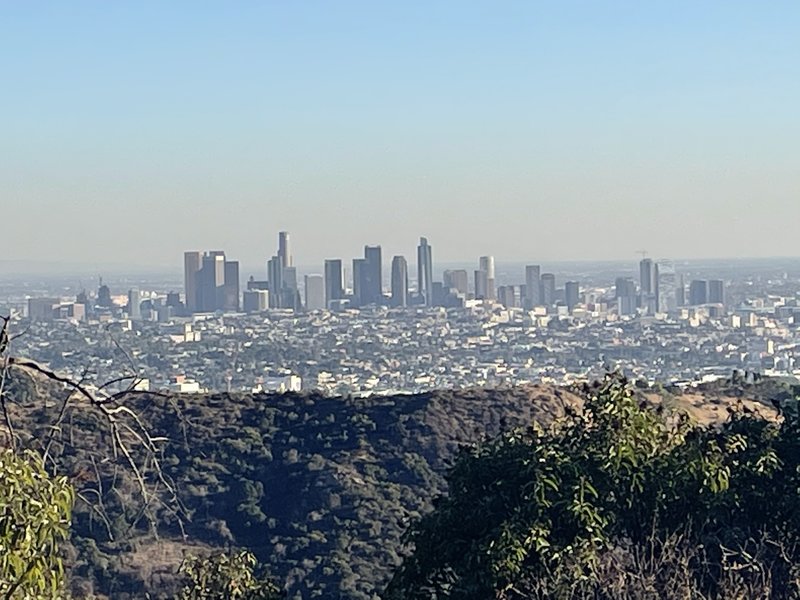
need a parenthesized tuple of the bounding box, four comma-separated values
(0, 449, 74, 599)
(178, 551, 282, 600)
(386, 374, 800, 599)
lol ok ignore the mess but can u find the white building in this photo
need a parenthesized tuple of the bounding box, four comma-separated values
(253, 374, 302, 393)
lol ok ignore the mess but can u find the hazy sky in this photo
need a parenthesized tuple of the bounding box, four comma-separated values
(2, 2, 798, 271)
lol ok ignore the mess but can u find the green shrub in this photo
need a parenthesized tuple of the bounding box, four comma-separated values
(178, 551, 282, 599)
(0, 449, 74, 599)
(386, 373, 800, 599)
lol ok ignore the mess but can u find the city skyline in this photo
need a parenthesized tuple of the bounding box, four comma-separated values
(164, 230, 733, 317)
(4, 4, 800, 596)
(2, 3, 799, 266)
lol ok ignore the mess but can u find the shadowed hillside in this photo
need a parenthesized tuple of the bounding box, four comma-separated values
(2, 367, 791, 599)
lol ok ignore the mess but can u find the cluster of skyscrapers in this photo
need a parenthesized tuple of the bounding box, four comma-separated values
(613, 258, 663, 316)
(614, 258, 725, 316)
(183, 251, 240, 313)
(180, 234, 726, 317)
(180, 232, 582, 315)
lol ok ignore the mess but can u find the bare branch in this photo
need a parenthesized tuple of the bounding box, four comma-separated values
(0, 315, 16, 450)
(6, 354, 187, 538)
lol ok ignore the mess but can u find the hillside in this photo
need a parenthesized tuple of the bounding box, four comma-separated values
(1, 367, 790, 599)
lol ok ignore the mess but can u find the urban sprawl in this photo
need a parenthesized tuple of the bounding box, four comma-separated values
(7, 232, 800, 396)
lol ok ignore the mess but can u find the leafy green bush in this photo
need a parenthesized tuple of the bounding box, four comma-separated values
(0, 449, 74, 599)
(178, 551, 282, 599)
(386, 374, 800, 599)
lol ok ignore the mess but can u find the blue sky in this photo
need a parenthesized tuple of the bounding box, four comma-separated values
(2, 2, 798, 269)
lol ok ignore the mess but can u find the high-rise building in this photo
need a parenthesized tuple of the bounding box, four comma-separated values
(498, 285, 517, 308)
(417, 237, 433, 307)
(391, 256, 409, 307)
(525, 265, 542, 308)
(266, 232, 296, 309)
(615, 277, 635, 298)
(97, 279, 112, 308)
(639, 258, 660, 314)
(198, 252, 226, 312)
(640, 259, 655, 295)
(278, 231, 292, 268)
(709, 280, 725, 305)
(352, 258, 366, 306)
(282, 266, 300, 310)
(657, 260, 677, 313)
(474, 269, 489, 300)
(541, 273, 556, 306)
(615, 277, 638, 315)
(267, 255, 283, 308)
(479, 256, 496, 300)
(431, 281, 446, 306)
(247, 277, 269, 291)
(127, 289, 142, 320)
(360, 245, 383, 306)
(324, 259, 344, 307)
(184, 251, 202, 313)
(443, 269, 469, 296)
(184, 250, 240, 313)
(652, 263, 660, 313)
(565, 281, 580, 313)
(304, 274, 325, 311)
(223, 260, 240, 312)
(676, 274, 686, 307)
(28, 298, 59, 320)
(166, 291, 181, 310)
(689, 280, 709, 306)
(243, 289, 269, 313)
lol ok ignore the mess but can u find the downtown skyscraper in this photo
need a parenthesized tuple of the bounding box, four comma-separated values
(525, 265, 541, 308)
(443, 269, 468, 296)
(540, 272, 556, 306)
(639, 258, 660, 315)
(417, 237, 433, 307)
(475, 256, 496, 300)
(184, 251, 202, 313)
(278, 231, 292, 268)
(391, 255, 409, 307)
(304, 274, 325, 311)
(353, 246, 383, 307)
(324, 259, 344, 308)
(565, 281, 580, 313)
(184, 250, 240, 313)
(267, 231, 299, 309)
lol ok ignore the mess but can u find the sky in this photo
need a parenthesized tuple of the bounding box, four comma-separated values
(1, 2, 799, 272)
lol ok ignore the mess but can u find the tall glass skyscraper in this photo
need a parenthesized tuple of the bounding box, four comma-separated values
(324, 259, 344, 308)
(391, 255, 409, 307)
(417, 237, 433, 306)
(363, 245, 383, 305)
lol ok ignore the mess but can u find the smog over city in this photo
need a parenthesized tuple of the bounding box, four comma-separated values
(2, 3, 800, 599)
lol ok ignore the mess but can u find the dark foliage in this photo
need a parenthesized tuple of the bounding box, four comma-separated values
(4, 367, 579, 599)
(386, 373, 800, 599)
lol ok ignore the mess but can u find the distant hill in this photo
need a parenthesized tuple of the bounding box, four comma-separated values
(1, 366, 791, 599)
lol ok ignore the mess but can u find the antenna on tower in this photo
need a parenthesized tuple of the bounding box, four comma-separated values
(637, 250, 648, 260)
